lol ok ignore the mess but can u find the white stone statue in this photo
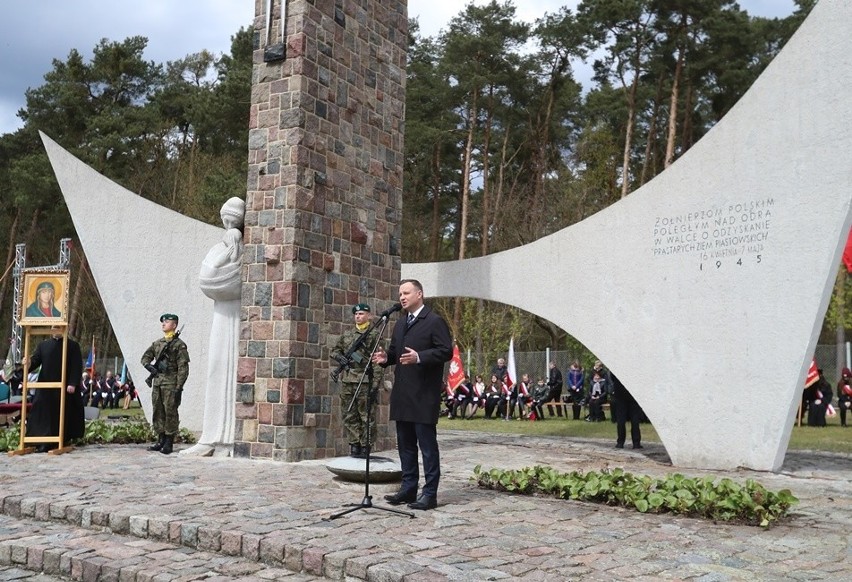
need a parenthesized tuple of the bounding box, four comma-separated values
(180, 197, 245, 457)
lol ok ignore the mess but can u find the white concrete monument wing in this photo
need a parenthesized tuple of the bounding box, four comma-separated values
(403, 0, 852, 470)
(41, 132, 222, 432)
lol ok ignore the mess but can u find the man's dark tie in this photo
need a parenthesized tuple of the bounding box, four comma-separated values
(406, 313, 415, 327)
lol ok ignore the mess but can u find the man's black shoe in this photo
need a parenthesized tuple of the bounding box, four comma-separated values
(615, 443, 624, 449)
(632, 444, 643, 449)
(383, 490, 416, 505)
(408, 496, 437, 510)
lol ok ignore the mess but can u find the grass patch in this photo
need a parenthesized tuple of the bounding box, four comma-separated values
(97, 403, 146, 420)
(440, 411, 852, 453)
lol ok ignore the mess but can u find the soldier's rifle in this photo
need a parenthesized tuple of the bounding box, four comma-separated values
(144, 324, 185, 387)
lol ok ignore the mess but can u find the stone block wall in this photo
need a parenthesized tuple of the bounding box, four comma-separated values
(235, 0, 407, 461)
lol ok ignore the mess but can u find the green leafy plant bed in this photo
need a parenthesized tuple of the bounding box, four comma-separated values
(473, 465, 798, 528)
(81, 419, 196, 446)
(0, 419, 196, 452)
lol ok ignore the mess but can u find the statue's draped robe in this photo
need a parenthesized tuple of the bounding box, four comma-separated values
(184, 229, 242, 455)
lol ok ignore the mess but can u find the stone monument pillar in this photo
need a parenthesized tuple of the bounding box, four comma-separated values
(235, 0, 407, 460)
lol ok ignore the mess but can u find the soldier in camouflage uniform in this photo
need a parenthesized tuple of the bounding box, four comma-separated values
(141, 313, 190, 455)
(331, 303, 378, 457)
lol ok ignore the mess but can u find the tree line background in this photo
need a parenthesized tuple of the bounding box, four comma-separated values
(1, 0, 846, 375)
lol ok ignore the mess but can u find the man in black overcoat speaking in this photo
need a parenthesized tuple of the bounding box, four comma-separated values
(373, 279, 453, 510)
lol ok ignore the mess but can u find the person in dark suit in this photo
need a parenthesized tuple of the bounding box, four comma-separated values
(611, 371, 642, 449)
(374, 279, 453, 511)
(27, 327, 85, 452)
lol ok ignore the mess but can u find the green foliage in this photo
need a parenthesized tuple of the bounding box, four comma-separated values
(0, 423, 21, 451)
(472, 464, 798, 527)
(0, 419, 195, 452)
(80, 418, 196, 445)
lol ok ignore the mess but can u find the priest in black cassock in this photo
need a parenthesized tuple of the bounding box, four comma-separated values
(27, 328, 85, 452)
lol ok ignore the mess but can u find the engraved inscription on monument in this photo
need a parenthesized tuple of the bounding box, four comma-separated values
(652, 198, 773, 267)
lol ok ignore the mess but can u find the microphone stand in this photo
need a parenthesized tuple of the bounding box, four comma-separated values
(327, 311, 414, 520)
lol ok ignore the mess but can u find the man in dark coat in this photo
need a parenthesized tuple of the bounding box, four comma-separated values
(611, 371, 642, 449)
(374, 279, 453, 510)
(805, 369, 833, 427)
(27, 328, 85, 452)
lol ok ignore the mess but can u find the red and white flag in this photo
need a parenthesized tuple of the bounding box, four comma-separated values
(447, 344, 466, 390)
(804, 358, 819, 388)
(843, 227, 852, 273)
(506, 337, 517, 389)
(85, 336, 96, 377)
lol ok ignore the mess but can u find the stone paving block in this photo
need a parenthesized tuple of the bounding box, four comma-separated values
(321, 548, 360, 580)
(109, 513, 131, 535)
(24, 547, 45, 572)
(367, 559, 422, 582)
(40, 549, 61, 576)
(64, 505, 84, 526)
(146, 518, 170, 541)
(179, 523, 198, 548)
(283, 543, 305, 572)
(343, 551, 397, 580)
(241, 533, 261, 561)
(90, 510, 109, 528)
(300, 546, 325, 576)
(118, 564, 142, 582)
(47, 503, 68, 521)
(196, 527, 221, 552)
(129, 516, 148, 538)
(219, 531, 242, 557)
(18, 501, 35, 519)
(81, 556, 108, 582)
(9, 545, 27, 565)
(0, 544, 10, 566)
(401, 569, 449, 582)
(168, 522, 182, 545)
(257, 535, 285, 564)
(2, 497, 22, 519)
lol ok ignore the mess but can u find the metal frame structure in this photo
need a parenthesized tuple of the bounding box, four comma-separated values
(8, 238, 72, 365)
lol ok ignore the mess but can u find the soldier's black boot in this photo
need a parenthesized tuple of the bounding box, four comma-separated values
(148, 434, 165, 452)
(160, 435, 174, 455)
(349, 443, 362, 457)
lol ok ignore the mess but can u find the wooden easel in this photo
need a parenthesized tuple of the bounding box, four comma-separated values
(8, 325, 74, 456)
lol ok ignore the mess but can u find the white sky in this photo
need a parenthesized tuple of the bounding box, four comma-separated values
(0, 0, 795, 135)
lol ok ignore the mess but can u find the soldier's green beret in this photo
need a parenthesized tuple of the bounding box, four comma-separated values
(352, 303, 370, 314)
(160, 313, 179, 323)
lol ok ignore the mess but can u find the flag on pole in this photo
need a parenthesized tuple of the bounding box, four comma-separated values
(447, 344, 466, 390)
(506, 337, 517, 389)
(85, 337, 96, 377)
(805, 358, 819, 388)
(843, 227, 852, 273)
(120, 362, 127, 384)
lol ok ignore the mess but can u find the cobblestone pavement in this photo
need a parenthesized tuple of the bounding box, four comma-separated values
(1, 431, 850, 581)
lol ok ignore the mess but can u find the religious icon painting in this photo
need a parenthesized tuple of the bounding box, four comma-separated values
(18, 269, 70, 326)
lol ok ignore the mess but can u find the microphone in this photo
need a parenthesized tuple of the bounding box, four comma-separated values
(379, 303, 402, 319)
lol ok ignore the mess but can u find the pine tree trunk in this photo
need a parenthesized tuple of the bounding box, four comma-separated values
(429, 143, 442, 261)
(665, 46, 684, 169)
(454, 93, 478, 331)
